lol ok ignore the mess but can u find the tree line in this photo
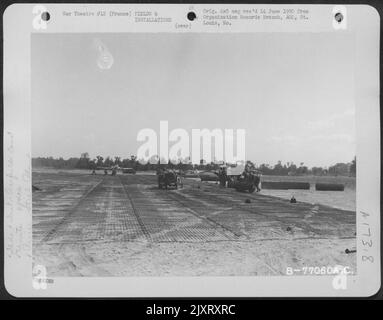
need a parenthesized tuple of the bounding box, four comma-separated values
(257, 157, 356, 177)
(32, 153, 356, 177)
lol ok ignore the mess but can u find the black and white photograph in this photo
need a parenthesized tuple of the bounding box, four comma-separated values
(31, 32, 357, 277)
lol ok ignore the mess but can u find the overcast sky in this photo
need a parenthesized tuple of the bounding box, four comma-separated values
(32, 32, 355, 167)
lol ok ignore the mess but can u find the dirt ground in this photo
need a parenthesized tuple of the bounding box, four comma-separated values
(32, 169, 356, 277)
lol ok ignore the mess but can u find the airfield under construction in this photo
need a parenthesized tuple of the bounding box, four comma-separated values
(32, 170, 356, 276)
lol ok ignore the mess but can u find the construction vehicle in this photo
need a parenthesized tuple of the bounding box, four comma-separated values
(218, 164, 261, 193)
(96, 165, 135, 175)
(158, 169, 182, 189)
(232, 172, 261, 193)
(122, 168, 136, 174)
(199, 170, 219, 182)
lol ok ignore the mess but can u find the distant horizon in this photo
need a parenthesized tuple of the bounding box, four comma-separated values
(32, 154, 356, 169)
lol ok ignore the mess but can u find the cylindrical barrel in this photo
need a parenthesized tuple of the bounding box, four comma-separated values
(315, 183, 344, 191)
(261, 181, 310, 190)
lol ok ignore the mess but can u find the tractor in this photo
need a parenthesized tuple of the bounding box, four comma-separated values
(218, 165, 261, 193)
(232, 172, 261, 193)
(158, 169, 182, 189)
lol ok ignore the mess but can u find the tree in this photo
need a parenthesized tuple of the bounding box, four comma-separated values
(114, 156, 121, 166)
(76, 152, 91, 169)
(287, 162, 297, 175)
(89, 159, 97, 169)
(312, 167, 324, 176)
(273, 161, 284, 175)
(328, 163, 349, 176)
(296, 165, 308, 175)
(104, 156, 113, 167)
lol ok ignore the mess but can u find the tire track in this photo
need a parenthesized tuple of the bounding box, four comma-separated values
(164, 190, 247, 239)
(119, 176, 152, 242)
(43, 178, 105, 242)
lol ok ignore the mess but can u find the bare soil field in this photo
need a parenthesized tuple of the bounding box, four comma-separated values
(32, 169, 356, 277)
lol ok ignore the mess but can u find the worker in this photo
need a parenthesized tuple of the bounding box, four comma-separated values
(254, 174, 261, 192)
(219, 167, 226, 187)
(290, 196, 297, 203)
